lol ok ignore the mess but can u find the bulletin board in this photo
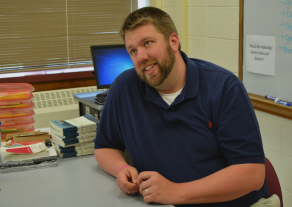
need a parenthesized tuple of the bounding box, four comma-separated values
(239, 0, 292, 120)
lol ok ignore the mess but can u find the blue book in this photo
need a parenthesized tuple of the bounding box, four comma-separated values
(50, 129, 79, 140)
(50, 114, 99, 134)
(50, 120, 77, 132)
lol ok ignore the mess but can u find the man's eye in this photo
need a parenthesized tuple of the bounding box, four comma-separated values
(131, 50, 136, 55)
(145, 41, 151, 46)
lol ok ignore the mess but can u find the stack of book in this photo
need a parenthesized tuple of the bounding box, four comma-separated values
(0, 142, 58, 173)
(50, 114, 99, 158)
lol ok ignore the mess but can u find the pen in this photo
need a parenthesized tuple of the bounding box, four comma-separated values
(265, 95, 278, 100)
(274, 99, 291, 106)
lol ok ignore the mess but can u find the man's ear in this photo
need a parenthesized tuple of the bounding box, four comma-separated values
(169, 33, 180, 52)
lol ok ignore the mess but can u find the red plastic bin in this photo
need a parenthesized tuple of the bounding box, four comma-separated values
(0, 116, 34, 127)
(0, 94, 34, 109)
(1, 125, 35, 141)
(0, 108, 34, 118)
(0, 83, 34, 101)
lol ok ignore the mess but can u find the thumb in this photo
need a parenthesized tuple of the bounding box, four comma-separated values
(127, 168, 139, 186)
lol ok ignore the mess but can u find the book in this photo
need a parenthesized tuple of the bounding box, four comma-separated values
(50, 120, 78, 133)
(51, 136, 94, 148)
(58, 151, 94, 159)
(53, 141, 94, 152)
(50, 127, 96, 138)
(50, 128, 79, 137)
(50, 114, 98, 157)
(0, 145, 58, 166)
(51, 132, 96, 142)
(5, 130, 42, 141)
(9, 139, 45, 146)
(50, 114, 99, 133)
(64, 116, 97, 129)
(52, 141, 94, 159)
(0, 143, 49, 161)
(13, 131, 50, 143)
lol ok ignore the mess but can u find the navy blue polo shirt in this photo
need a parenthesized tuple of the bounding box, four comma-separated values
(94, 52, 269, 207)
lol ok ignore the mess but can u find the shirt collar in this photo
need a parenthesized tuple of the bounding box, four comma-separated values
(141, 51, 199, 106)
(180, 51, 199, 99)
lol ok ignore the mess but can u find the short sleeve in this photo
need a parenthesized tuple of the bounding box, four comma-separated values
(216, 80, 265, 165)
(94, 85, 126, 151)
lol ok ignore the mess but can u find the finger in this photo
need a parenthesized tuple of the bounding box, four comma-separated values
(118, 177, 138, 191)
(136, 171, 154, 186)
(128, 168, 139, 184)
(117, 172, 139, 193)
(127, 188, 140, 194)
(122, 188, 140, 195)
(143, 187, 151, 197)
(117, 180, 139, 194)
(138, 176, 154, 193)
(144, 194, 153, 203)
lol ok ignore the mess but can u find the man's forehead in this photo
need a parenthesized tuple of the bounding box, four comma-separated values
(124, 24, 162, 48)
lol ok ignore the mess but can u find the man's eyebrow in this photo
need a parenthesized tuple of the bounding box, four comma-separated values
(126, 36, 153, 51)
(126, 45, 133, 51)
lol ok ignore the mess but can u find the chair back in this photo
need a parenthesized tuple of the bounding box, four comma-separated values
(265, 157, 283, 207)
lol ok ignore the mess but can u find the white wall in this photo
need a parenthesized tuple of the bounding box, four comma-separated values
(158, 0, 292, 206)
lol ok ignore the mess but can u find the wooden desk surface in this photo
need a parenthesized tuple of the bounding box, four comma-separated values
(0, 155, 172, 207)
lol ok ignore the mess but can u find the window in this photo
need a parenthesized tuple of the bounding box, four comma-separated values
(0, 0, 138, 90)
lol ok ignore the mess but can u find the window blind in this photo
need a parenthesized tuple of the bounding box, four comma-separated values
(0, 0, 137, 74)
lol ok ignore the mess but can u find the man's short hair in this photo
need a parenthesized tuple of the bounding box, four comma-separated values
(120, 7, 181, 50)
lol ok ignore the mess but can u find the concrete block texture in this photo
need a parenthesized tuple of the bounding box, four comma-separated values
(162, 0, 174, 7)
(281, 118, 292, 157)
(188, 36, 206, 60)
(188, 0, 206, 7)
(255, 110, 282, 152)
(255, 110, 292, 205)
(281, 154, 292, 193)
(162, 6, 175, 21)
(206, 38, 238, 73)
(207, 7, 239, 40)
(188, 7, 206, 37)
(282, 189, 292, 207)
(207, 0, 239, 7)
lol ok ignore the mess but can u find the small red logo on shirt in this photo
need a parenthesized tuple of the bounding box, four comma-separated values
(209, 121, 212, 128)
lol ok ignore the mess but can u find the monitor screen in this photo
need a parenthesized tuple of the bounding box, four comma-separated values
(90, 44, 134, 89)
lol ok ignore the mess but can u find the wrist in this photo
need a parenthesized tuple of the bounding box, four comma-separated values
(120, 164, 130, 171)
(172, 182, 190, 205)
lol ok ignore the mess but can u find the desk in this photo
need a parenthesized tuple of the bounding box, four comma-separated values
(74, 91, 105, 119)
(0, 155, 173, 207)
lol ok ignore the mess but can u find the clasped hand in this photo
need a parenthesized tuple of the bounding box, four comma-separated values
(117, 166, 179, 204)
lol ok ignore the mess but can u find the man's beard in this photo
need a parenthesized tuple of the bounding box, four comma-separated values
(137, 43, 175, 88)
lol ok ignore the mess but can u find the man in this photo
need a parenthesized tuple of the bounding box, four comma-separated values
(94, 7, 273, 207)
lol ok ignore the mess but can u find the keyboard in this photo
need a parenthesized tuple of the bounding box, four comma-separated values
(95, 96, 106, 105)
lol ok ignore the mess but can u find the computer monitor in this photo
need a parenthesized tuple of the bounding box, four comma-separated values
(90, 44, 134, 90)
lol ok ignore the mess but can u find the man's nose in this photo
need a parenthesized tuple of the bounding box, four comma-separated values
(137, 47, 148, 62)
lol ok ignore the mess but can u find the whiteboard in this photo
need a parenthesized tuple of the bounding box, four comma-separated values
(243, 0, 292, 102)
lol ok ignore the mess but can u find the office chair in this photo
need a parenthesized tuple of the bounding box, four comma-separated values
(265, 157, 283, 207)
